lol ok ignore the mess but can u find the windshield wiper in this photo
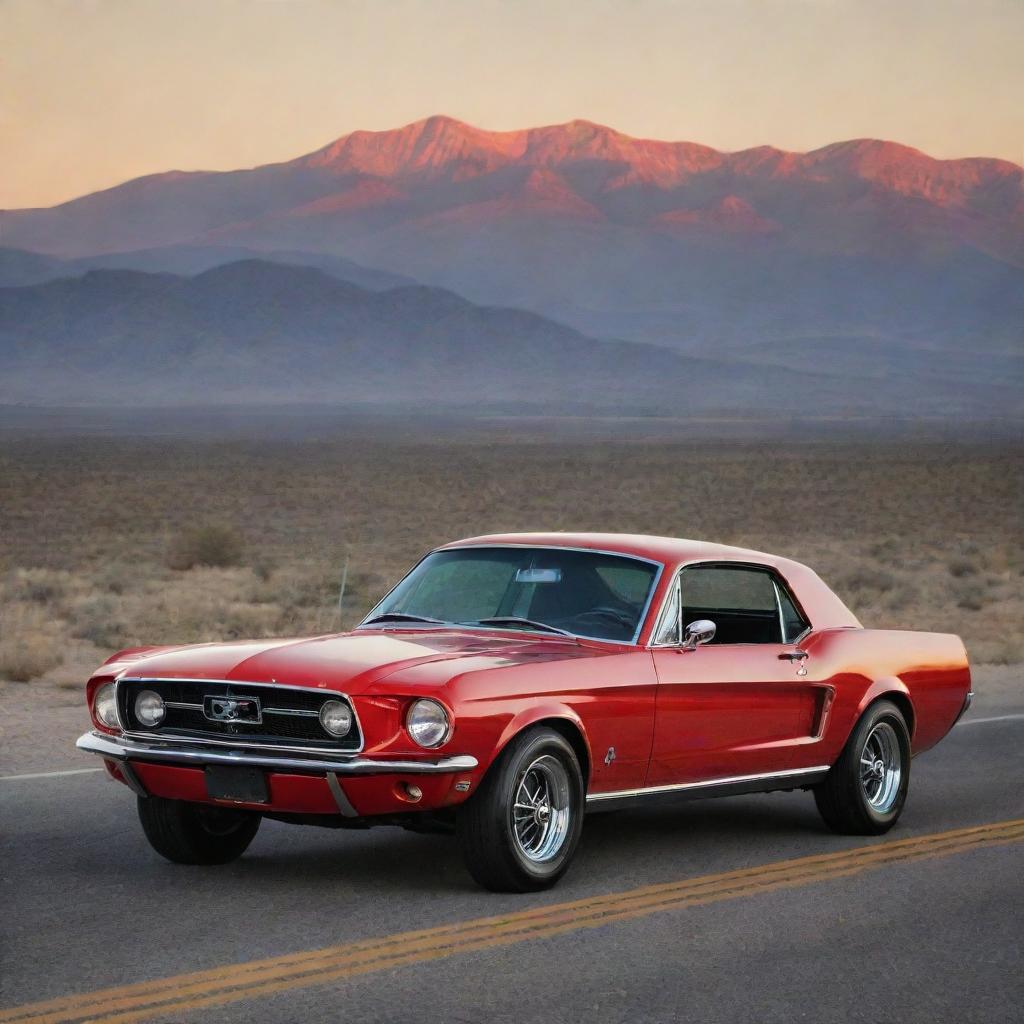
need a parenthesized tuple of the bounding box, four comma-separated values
(362, 613, 449, 626)
(463, 617, 578, 639)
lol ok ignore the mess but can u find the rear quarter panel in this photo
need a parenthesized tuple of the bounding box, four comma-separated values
(807, 628, 971, 758)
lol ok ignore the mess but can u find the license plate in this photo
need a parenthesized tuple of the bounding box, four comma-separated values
(204, 765, 269, 804)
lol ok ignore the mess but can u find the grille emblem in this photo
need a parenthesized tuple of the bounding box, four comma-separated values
(203, 695, 262, 725)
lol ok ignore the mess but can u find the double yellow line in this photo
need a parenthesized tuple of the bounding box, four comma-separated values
(4, 818, 1021, 1024)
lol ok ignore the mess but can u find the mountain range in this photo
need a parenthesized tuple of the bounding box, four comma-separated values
(1, 116, 1021, 417)
(5, 259, 1013, 416)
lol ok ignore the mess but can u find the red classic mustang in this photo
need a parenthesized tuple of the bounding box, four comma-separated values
(78, 533, 972, 891)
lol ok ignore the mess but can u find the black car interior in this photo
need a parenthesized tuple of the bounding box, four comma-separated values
(679, 564, 808, 645)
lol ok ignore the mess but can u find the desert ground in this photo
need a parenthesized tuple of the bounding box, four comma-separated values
(2, 430, 1021, 692)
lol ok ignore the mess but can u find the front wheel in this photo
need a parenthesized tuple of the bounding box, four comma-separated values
(456, 727, 584, 892)
(814, 700, 911, 834)
(137, 796, 261, 864)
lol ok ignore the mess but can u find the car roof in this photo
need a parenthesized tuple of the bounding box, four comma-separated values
(442, 532, 797, 570)
(440, 532, 861, 631)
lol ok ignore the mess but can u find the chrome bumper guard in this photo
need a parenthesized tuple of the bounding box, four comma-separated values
(76, 731, 478, 776)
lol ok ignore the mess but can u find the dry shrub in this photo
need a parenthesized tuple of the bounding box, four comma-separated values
(166, 525, 245, 571)
(948, 557, 978, 578)
(0, 603, 63, 682)
(834, 565, 896, 601)
(263, 566, 341, 609)
(954, 580, 989, 612)
(122, 567, 328, 645)
(867, 538, 901, 561)
(221, 602, 286, 640)
(9, 568, 71, 606)
(342, 569, 390, 617)
(93, 561, 131, 594)
(882, 582, 917, 612)
(252, 558, 275, 583)
(67, 592, 128, 649)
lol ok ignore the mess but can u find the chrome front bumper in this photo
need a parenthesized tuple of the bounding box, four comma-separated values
(76, 731, 479, 776)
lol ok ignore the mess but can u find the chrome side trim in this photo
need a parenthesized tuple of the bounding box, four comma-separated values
(326, 773, 359, 817)
(360, 543, 665, 647)
(649, 572, 681, 647)
(77, 731, 478, 776)
(772, 578, 786, 643)
(114, 677, 365, 755)
(952, 690, 975, 727)
(813, 687, 837, 740)
(157, 701, 315, 718)
(586, 765, 831, 805)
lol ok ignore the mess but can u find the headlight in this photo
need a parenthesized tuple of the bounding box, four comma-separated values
(134, 690, 165, 727)
(406, 698, 450, 748)
(319, 699, 354, 738)
(93, 683, 119, 729)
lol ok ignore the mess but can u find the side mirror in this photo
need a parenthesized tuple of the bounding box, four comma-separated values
(682, 619, 716, 650)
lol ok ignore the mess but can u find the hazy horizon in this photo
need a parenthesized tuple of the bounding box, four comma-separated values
(4, 0, 1022, 208)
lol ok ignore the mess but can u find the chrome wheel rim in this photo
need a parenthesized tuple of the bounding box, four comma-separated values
(860, 722, 902, 812)
(511, 754, 572, 863)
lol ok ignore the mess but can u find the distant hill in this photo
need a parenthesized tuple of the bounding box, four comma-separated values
(0, 260, 675, 407)
(0, 244, 415, 292)
(0, 248, 68, 287)
(0, 260, 1017, 417)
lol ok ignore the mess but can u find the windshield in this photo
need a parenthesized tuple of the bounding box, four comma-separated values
(363, 546, 660, 643)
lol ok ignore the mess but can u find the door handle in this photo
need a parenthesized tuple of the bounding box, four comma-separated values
(779, 649, 808, 662)
(779, 649, 809, 675)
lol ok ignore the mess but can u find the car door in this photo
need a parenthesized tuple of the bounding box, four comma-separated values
(647, 563, 833, 787)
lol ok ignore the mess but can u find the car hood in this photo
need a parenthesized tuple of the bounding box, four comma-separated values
(104, 628, 609, 695)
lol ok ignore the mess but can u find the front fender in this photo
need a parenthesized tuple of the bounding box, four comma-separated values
(489, 702, 593, 783)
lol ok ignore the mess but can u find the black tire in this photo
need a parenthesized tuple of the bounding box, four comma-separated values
(456, 727, 585, 892)
(137, 796, 261, 865)
(814, 700, 911, 835)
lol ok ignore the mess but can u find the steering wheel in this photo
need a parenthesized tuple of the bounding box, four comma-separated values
(578, 606, 635, 629)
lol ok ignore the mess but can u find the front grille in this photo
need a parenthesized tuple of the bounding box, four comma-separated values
(116, 679, 361, 751)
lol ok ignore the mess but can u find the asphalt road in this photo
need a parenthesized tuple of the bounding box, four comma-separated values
(2, 703, 1022, 1024)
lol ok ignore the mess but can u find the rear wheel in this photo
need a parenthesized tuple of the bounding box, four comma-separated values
(814, 700, 910, 834)
(137, 796, 261, 864)
(456, 727, 584, 892)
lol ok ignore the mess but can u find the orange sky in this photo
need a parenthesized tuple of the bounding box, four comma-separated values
(3, 0, 1022, 209)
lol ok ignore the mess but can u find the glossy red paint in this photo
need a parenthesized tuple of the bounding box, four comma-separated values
(128, 762, 467, 817)
(80, 533, 971, 821)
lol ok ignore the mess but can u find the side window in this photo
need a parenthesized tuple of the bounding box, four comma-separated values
(776, 581, 809, 643)
(679, 565, 780, 645)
